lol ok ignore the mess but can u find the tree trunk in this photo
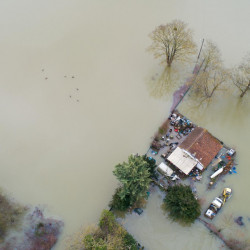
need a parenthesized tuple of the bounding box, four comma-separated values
(166, 57, 172, 67)
(240, 80, 250, 98)
(166, 53, 173, 67)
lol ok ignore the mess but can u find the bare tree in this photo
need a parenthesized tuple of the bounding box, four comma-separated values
(200, 40, 222, 73)
(148, 20, 197, 67)
(192, 41, 229, 102)
(231, 53, 250, 98)
(194, 67, 229, 102)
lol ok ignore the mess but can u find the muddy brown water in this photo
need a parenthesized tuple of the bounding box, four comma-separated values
(0, 1, 249, 249)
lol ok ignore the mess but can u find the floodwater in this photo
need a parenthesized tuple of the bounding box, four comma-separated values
(124, 95, 250, 250)
(0, 0, 249, 249)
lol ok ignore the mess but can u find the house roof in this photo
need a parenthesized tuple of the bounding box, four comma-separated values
(167, 147, 197, 175)
(179, 127, 223, 168)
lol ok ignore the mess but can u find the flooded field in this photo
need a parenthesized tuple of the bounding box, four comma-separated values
(0, 0, 249, 249)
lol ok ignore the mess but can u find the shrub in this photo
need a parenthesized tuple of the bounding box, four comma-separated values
(142, 154, 158, 179)
(0, 214, 7, 240)
(123, 232, 137, 249)
(109, 187, 131, 211)
(67, 210, 141, 250)
(34, 222, 45, 237)
(158, 127, 165, 134)
(99, 210, 117, 236)
(157, 119, 169, 136)
(112, 155, 151, 210)
(0, 192, 26, 241)
(83, 234, 107, 250)
(163, 184, 200, 224)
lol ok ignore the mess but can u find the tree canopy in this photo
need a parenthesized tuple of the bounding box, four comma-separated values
(112, 155, 152, 209)
(163, 184, 201, 224)
(148, 20, 197, 67)
(109, 187, 131, 211)
(231, 52, 250, 98)
(142, 155, 158, 179)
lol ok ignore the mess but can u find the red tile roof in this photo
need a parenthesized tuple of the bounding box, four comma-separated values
(179, 127, 223, 168)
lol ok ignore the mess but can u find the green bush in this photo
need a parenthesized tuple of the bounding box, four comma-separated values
(163, 184, 201, 224)
(99, 210, 117, 235)
(68, 210, 141, 250)
(158, 127, 164, 134)
(34, 222, 45, 237)
(109, 187, 131, 211)
(123, 232, 137, 249)
(142, 154, 158, 179)
(112, 155, 151, 211)
(0, 193, 26, 241)
(83, 234, 107, 250)
(0, 214, 7, 240)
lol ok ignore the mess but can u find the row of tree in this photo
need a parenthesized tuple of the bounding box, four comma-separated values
(148, 20, 250, 99)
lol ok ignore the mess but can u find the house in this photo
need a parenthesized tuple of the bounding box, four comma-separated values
(167, 127, 223, 175)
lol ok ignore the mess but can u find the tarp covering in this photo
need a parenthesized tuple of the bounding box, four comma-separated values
(167, 147, 197, 175)
(157, 162, 174, 177)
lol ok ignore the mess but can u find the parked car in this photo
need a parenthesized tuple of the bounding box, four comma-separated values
(205, 188, 232, 219)
(134, 208, 143, 215)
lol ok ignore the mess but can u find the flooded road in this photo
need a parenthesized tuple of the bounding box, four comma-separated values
(0, 0, 249, 249)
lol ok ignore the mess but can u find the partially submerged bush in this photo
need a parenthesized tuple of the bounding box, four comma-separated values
(67, 210, 139, 250)
(99, 210, 117, 235)
(226, 238, 250, 250)
(163, 184, 201, 224)
(0, 214, 7, 238)
(0, 192, 27, 242)
(112, 155, 152, 211)
(123, 232, 137, 249)
(158, 127, 165, 135)
(157, 119, 170, 137)
(142, 154, 158, 179)
(2, 207, 63, 249)
(83, 234, 107, 250)
(109, 187, 131, 211)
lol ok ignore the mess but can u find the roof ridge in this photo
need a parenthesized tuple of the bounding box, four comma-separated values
(187, 127, 205, 150)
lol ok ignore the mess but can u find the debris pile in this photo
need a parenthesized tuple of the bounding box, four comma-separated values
(169, 113, 195, 135)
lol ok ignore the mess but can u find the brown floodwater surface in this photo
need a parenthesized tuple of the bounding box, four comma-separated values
(0, 1, 249, 249)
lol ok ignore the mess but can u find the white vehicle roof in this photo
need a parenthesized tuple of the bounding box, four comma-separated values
(212, 198, 223, 208)
(157, 162, 174, 177)
(224, 188, 232, 194)
(205, 209, 214, 217)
